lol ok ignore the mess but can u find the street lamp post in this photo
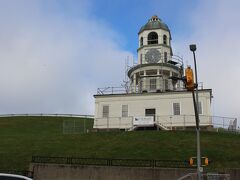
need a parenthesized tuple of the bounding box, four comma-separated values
(189, 44, 202, 180)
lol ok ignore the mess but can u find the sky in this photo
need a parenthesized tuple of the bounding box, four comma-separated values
(0, 0, 239, 124)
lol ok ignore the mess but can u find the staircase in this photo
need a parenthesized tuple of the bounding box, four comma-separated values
(155, 122, 171, 130)
(127, 126, 137, 131)
(127, 122, 171, 131)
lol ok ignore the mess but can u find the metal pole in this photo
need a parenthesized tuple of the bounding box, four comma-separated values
(190, 44, 201, 180)
(192, 90, 201, 180)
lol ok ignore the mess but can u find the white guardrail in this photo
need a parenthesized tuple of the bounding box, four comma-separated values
(0, 113, 94, 118)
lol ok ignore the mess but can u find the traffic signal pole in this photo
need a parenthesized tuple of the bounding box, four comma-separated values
(192, 89, 201, 180)
(190, 45, 202, 180)
(170, 44, 202, 179)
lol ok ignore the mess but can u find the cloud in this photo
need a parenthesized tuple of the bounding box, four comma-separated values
(174, 0, 240, 121)
(0, 0, 132, 114)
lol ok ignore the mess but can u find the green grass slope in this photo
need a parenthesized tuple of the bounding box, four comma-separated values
(0, 116, 239, 171)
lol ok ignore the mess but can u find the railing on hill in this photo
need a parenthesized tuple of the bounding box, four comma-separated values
(94, 115, 239, 132)
(0, 113, 94, 118)
(32, 156, 191, 168)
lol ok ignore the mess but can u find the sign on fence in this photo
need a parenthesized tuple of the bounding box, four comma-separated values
(133, 116, 154, 126)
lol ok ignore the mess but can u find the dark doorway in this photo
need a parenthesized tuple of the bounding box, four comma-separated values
(145, 108, 156, 121)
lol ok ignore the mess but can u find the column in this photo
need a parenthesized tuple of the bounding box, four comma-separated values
(169, 71, 173, 90)
(133, 73, 136, 93)
(142, 70, 146, 92)
(157, 69, 160, 91)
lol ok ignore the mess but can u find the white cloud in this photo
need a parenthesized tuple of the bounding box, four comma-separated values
(174, 0, 240, 122)
(0, 0, 132, 114)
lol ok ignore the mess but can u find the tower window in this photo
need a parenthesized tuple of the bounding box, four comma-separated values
(165, 79, 169, 90)
(148, 32, 158, 44)
(164, 52, 167, 62)
(163, 35, 167, 45)
(150, 79, 157, 90)
(173, 103, 180, 115)
(140, 37, 143, 46)
(140, 54, 143, 64)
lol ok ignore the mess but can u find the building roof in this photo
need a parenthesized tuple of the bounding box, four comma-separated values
(138, 15, 170, 34)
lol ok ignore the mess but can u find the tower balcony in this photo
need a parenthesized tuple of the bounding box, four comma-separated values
(127, 55, 184, 93)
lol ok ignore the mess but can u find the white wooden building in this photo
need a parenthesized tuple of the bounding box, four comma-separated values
(94, 15, 212, 130)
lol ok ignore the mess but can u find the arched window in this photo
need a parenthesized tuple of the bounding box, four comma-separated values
(148, 32, 158, 44)
(140, 37, 143, 46)
(163, 35, 167, 45)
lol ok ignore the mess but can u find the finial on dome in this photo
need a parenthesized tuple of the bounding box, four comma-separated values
(150, 15, 160, 21)
(151, 15, 158, 19)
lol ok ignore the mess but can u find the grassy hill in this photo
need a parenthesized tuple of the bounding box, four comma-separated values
(0, 116, 239, 171)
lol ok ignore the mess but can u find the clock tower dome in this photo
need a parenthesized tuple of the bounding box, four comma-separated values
(138, 15, 172, 64)
(128, 15, 183, 93)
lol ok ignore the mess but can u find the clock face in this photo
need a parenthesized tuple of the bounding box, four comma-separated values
(145, 49, 161, 63)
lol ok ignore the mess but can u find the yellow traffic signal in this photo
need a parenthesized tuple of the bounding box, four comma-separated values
(185, 66, 194, 91)
(189, 157, 209, 166)
(189, 157, 209, 167)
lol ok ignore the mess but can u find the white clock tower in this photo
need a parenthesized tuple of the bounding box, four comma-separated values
(128, 15, 183, 93)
